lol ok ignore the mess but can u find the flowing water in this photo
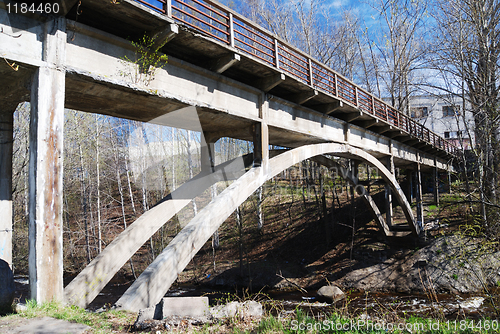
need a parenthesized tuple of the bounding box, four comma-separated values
(13, 276, 499, 320)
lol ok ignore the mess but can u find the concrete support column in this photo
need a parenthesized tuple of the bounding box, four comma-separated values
(0, 106, 16, 267)
(256, 93, 270, 172)
(201, 134, 217, 173)
(384, 155, 395, 228)
(415, 163, 424, 229)
(433, 167, 439, 206)
(28, 17, 66, 303)
(404, 169, 413, 203)
(253, 122, 269, 168)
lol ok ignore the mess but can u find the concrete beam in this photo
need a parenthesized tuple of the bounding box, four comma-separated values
(210, 53, 240, 74)
(0, 105, 16, 267)
(386, 130, 405, 139)
(28, 17, 66, 304)
(373, 125, 393, 134)
(60, 0, 79, 15)
(338, 111, 363, 123)
(291, 89, 318, 105)
(148, 23, 179, 51)
(354, 119, 379, 129)
(318, 101, 343, 115)
(256, 73, 285, 92)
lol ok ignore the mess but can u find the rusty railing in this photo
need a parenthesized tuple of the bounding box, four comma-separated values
(135, 0, 458, 156)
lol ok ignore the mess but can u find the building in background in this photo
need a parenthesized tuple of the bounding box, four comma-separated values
(408, 95, 475, 150)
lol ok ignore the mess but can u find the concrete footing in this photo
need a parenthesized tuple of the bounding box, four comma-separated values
(160, 297, 209, 319)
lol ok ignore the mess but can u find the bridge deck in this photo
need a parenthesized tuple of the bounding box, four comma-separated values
(66, 0, 457, 159)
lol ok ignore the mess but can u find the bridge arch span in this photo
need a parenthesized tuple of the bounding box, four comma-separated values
(114, 143, 418, 312)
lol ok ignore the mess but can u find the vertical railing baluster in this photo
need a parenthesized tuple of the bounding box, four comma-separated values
(228, 12, 235, 47)
(355, 86, 359, 106)
(274, 39, 280, 69)
(166, 0, 172, 17)
(308, 59, 314, 87)
(334, 73, 338, 97)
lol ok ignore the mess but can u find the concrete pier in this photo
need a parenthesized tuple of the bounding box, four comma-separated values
(28, 18, 66, 303)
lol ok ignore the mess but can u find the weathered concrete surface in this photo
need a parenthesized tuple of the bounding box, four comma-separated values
(114, 143, 418, 312)
(28, 18, 66, 303)
(160, 297, 209, 318)
(210, 301, 263, 319)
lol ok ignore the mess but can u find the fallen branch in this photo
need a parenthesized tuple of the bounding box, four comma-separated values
(276, 271, 308, 294)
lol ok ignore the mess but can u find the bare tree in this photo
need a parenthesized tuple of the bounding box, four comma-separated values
(432, 0, 500, 234)
(368, 0, 429, 113)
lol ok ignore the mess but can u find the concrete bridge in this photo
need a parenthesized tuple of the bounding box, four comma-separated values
(0, 0, 455, 311)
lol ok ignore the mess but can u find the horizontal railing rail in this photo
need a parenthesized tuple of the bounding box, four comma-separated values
(135, 0, 458, 156)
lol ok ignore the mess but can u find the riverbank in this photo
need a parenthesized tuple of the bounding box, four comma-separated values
(1, 299, 500, 333)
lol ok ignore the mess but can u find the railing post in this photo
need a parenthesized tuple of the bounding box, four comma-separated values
(228, 13, 235, 48)
(165, 0, 172, 17)
(274, 39, 280, 69)
(371, 96, 375, 115)
(355, 87, 359, 106)
(334, 73, 338, 97)
(308, 59, 314, 87)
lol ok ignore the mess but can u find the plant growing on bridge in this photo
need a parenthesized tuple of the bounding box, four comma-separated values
(120, 33, 168, 86)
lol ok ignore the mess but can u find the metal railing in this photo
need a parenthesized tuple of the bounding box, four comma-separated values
(136, 0, 458, 156)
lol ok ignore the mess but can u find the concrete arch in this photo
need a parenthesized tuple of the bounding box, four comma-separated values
(114, 143, 418, 312)
(64, 153, 256, 308)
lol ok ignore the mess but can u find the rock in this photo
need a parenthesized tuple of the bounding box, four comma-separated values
(15, 303, 27, 313)
(0, 260, 15, 314)
(335, 235, 500, 295)
(459, 297, 485, 309)
(242, 300, 263, 318)
(316, 285, 345, 303)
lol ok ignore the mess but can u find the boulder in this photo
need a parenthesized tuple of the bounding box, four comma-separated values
(0, 260, 14, 314)
(316, 285, 344, 303)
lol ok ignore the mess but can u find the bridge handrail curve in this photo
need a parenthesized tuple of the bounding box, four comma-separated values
(136, 0, 458, 156)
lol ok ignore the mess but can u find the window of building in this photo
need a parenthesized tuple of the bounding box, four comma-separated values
(443, 105, 458, 117)
(410, 106, 428, 118)
(444, 131, 450, 139)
